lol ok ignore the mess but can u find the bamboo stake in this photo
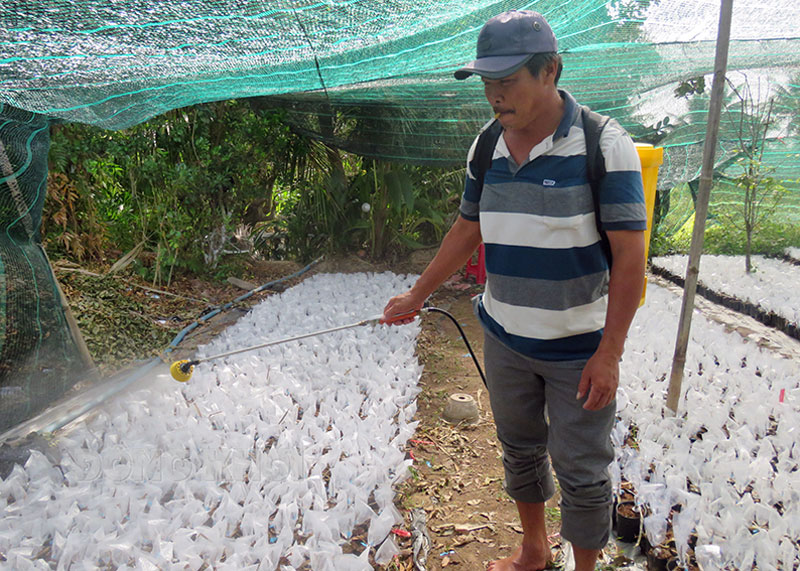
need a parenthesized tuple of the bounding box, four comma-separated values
(666, 0, 734, 414)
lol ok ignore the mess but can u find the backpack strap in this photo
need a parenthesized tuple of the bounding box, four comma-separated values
(473, 119, 503, 183)
(580, 105, 612, 265)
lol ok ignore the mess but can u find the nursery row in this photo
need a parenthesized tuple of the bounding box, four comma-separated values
(651, 255, 800, 341)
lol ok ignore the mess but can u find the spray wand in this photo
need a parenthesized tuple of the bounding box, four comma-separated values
(169, 306, 486, 385)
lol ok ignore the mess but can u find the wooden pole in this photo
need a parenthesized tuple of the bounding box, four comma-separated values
(665, 0, 734, 414)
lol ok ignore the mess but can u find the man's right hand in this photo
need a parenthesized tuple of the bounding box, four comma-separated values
(381, 291, 425, 325)
(381, 216, 482, 326)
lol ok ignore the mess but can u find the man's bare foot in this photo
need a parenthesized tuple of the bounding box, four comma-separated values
(486, 545, 552, 571)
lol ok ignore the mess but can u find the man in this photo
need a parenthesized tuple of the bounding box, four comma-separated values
(383, 9, 646, 571)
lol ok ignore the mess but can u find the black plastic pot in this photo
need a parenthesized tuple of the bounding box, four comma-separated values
(647, 546, 674, 571)
(616, 501, 641, 543)
(613, 489, 636, 530)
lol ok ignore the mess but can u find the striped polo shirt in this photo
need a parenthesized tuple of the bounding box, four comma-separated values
(460, 90, 646, 361)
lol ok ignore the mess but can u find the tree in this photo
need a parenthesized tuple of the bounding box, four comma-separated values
(45, 101, 300, 282)
(719, 76, 786, 273)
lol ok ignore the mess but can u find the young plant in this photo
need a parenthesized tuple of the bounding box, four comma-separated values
(719, 77, 787, 272)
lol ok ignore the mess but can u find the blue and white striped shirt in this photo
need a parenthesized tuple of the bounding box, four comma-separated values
(460, 90, 646, 361)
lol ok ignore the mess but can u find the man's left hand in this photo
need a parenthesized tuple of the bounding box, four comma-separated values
(576, 349, 619, 410)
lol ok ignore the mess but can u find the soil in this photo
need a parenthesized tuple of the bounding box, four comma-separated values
(617, 503, 640, 519)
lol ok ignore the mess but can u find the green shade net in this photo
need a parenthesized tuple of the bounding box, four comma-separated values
(2, 1, 798, 181)
(0, 105, 89, 432)
(0, 0, 799, 429)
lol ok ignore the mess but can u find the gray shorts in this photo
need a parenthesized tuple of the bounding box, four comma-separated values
(482, 332, 616, 550)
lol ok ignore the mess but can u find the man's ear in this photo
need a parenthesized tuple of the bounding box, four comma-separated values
(543, 60, 559, 83)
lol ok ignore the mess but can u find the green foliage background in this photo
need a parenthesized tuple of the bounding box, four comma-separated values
(43, 100, 461, 282)
(649, 183, 800, 258)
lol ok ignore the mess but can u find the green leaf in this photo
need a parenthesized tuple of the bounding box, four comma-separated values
(385, 170, 404, 208)
(398, 170, 415, 211)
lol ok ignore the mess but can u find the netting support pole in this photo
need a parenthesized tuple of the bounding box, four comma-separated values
(666, 0, 734, 415)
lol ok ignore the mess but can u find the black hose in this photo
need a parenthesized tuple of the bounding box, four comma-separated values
(426, 307, 487, 386)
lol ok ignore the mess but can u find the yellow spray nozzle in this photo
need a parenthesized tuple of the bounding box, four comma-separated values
(170, 359, 195, 383)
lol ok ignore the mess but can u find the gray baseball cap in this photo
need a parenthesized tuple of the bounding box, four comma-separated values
(454, 10, 558, 80)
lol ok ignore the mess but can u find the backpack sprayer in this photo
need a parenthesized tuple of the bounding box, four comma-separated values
(169, 306, 486, 384)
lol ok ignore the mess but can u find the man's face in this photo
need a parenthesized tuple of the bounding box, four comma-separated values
(481, 64, 554, 130)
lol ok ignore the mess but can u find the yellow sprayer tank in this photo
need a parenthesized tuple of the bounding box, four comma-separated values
(634, 143, 664, 305)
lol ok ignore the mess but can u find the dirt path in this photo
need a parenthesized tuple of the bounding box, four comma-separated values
(395, 282, 565, 570)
